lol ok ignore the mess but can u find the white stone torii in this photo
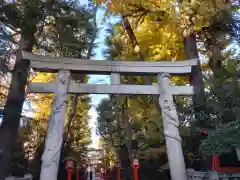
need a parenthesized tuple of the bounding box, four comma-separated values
(22, 51, 198, 180)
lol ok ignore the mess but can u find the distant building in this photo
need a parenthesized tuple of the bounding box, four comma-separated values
(86, 148, 104, 166)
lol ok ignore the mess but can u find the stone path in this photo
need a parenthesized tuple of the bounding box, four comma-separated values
(94, 173, 102, 180)
(95, 177, 102, 180)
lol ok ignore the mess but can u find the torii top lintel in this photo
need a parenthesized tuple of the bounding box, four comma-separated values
(22, 51, 198, 76)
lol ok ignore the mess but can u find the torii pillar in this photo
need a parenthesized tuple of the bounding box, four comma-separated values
(39, 70, 70, 180)
(157, 73, 187, 180)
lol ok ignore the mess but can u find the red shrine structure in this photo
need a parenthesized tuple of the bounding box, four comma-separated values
(200, 129, 240, 172)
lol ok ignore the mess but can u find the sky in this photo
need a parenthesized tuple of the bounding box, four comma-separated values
(0, 0, 119, 148)
(79, 0, 120, 148)
(0, 0, 119, 145)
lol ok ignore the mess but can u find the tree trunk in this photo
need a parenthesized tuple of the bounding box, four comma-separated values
(111, 95, 129, 163)
(209, 45, 223, 75)
(62, 6, 98, 150)
(122, 16, 161, 111)
(63, 94, 78, 148)
(0, 5, 38, 175)
(184, 34, 205, 120)
(184, 34, 204, 95)
(111, 94, 131, 180)
(119, 97, 133, 180)
(123, 97, 132, 158)
(116, 146, 131, 180)
(121, 17, 162, 179)
(0, 49, 30, 180)
(205, 36, 224, 76)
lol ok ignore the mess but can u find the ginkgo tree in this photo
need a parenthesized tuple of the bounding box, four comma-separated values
(98, 0, 240, 175)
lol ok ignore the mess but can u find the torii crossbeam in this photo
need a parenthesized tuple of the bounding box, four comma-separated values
(22, 51, 197, 180)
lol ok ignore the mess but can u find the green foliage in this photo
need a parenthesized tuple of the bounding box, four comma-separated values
(97, 94, 165, 160)
(200, 119, 240, 156)
(198, 70, 240, 155)
(97, 97, 125, 148)
(64, 95, 92, 161)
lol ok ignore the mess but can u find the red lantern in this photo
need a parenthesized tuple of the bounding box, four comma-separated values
(116, 161, 120, 168)
(100, 168, 104, 179)
(116, 161, 121, 180)
(131, 158, 140, 180)
(65, 159, 75, 180)
(131, 158, 140, 169)
(76, 164, 81, 180)
(109, 168, 113, 177)
(76, 164, 81, 170)
(103, 171, 106, 180)
(65, 159, 75, 170)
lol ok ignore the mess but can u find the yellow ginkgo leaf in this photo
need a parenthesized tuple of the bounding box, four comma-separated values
(134, 45, 140, 53)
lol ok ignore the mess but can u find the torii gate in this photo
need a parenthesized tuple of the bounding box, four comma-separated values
(23, 51, 198, 180)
